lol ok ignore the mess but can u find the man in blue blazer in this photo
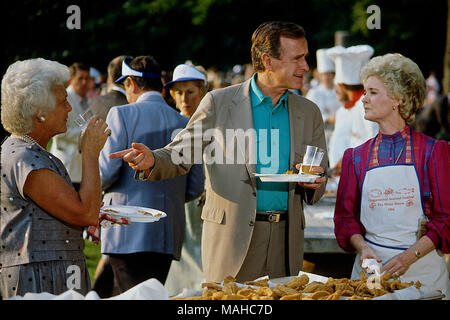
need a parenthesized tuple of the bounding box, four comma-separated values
(98, 56, 205, 292)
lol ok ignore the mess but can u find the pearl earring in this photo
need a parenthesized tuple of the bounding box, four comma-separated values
(39, 116, 46, 122)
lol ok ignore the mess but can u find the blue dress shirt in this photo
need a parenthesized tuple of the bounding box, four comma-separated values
(250, 74, 290, 211)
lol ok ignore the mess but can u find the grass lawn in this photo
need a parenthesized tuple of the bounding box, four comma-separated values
(83, 239, 102, 283)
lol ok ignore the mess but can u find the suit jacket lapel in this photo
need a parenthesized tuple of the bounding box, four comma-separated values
(229, 79, 257, 191)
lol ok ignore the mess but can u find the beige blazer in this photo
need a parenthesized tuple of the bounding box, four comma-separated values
(145, 79, 328, 282)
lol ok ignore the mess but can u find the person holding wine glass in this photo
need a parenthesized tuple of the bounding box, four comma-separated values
(0, 58, 110, 298)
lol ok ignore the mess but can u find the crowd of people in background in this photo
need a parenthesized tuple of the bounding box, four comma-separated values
(1, 55, 448, 147)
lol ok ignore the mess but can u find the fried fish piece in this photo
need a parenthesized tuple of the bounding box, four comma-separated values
(236, 287, 257, 298)
(285, 274, 309, 290)
(324, 290, 342, 300)
(388, 279, 402, 291)
(256, 286, 273, 297)
(201, 282, 222, 290)
(223, 281, 239, 295)
(369, 287, 389, 297)
(202, 288, 217, 298)
(245, 278, 269, 287)
(335, 283, 354, 294)
(341, 289, 355, 297)
(212, 291, 225, 300)
(355, 282, 371, 296)
(302, 281, 325, 293)
(223, 275, 236, 284)
(349, 278, 363, 289)
(280, 293, 304, 300)
(272, 284, 298, 298)
(302, 281, 334, 294)
(308, 290, 332, 300)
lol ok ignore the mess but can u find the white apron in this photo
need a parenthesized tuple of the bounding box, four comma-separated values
(351, 147, 449, 299)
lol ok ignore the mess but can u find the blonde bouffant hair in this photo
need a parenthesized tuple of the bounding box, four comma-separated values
(360, 53, 426, 123)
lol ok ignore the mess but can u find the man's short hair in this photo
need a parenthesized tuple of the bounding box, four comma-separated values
(251, 21, 306, 72)
(129, 55, 162, 92)
(69, 62, 90, 77)
(108, 55, 131, 84)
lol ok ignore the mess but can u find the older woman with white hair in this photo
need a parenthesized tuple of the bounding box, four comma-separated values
(334, 53, 450, 298)
(0, 58, 111, 298)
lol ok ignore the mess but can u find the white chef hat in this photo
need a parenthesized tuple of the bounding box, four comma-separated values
(316, 48, 335, 73)
(326, 45, 374, 85)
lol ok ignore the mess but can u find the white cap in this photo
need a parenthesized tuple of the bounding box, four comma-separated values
(326, 45, 374, 85)
(164, 64, 207, 89)
(316, 49, 335, 73)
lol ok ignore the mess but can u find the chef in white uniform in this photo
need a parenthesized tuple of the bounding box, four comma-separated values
(306, 48, 342, 147)
(327, 45, 378, 175)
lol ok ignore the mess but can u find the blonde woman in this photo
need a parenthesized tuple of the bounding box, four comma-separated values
(334, 53, 450, 298)
(164, 63, 207, 295)
(165, 63, 208, 119)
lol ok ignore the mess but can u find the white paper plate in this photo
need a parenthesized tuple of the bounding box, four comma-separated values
(100, 205, 167, 223)
(253, 173, 318, 183)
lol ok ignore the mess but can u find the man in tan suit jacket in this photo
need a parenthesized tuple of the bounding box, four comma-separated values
(110, 21, 328, 284)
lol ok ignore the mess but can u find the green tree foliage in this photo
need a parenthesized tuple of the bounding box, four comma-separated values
(0, 0, 446, 80)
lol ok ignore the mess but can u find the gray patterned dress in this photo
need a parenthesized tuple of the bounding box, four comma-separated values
(0, 136, 90, 299)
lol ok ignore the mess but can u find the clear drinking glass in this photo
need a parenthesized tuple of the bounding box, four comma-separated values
(76, 109, 95, 152)
(75, 109, 94, 132)
(300, 145, 325, 175)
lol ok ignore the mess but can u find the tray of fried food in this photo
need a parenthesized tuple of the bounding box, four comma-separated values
(172, 271, 424, 300)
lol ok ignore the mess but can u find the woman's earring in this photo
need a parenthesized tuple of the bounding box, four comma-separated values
(39, 116, 46, 122)
(392, 106, 396, 111)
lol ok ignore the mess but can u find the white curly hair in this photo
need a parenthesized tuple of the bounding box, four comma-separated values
(1, 58, 70, 135)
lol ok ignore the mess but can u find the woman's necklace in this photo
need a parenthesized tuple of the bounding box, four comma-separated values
(14, 134, 46, 151)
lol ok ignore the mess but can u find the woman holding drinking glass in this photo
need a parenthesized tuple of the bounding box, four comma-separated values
(0, 58, 110, 298)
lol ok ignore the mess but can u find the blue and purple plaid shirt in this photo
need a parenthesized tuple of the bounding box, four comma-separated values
(334, 126, 450, 253)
